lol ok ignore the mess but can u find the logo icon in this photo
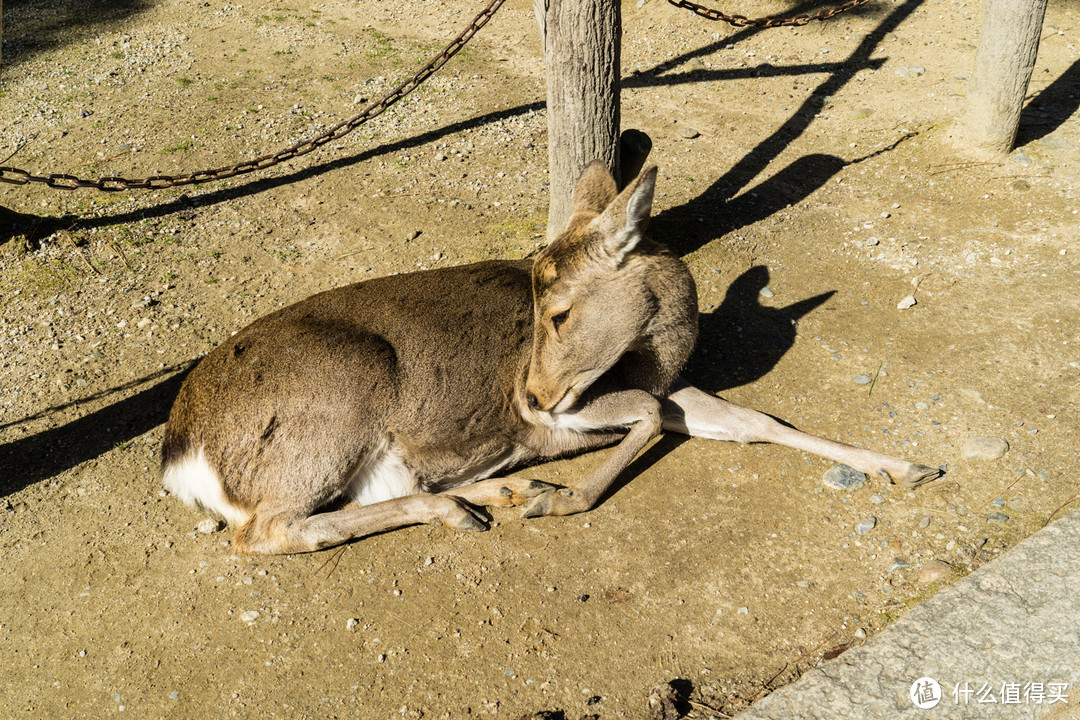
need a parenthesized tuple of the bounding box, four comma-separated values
(910, 677, 942, 709)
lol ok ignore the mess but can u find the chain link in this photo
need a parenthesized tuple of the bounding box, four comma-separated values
(0, 0, 506, 192)
(666, 0, 872, 27)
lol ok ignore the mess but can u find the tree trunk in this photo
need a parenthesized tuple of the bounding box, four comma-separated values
(534, 0, 621, 241)
(954, 0, 1048, 157)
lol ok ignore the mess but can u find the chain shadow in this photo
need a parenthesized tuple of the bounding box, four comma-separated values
(1, 0, 155, 68)
(1016, 56, 1080, 146)
(0, 362, 193, 498)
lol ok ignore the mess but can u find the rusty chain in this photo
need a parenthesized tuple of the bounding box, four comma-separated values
(666, 0, 873, 27)
(0, 0, 506, 192)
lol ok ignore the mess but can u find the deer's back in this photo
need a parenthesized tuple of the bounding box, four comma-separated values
(163, 260, 536, 501)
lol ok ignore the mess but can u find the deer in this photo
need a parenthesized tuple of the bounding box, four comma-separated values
(161, 160, 941, 554)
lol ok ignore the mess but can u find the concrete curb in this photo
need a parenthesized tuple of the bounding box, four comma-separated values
(734, 510, 1080, 719)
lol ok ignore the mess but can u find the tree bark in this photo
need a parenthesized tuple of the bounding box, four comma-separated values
(534, 0, 621, 241)
(954, 0, 1048, 157)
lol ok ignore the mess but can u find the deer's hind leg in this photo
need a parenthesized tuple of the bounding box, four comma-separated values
(233, 493, 488, 554)
(661, 378, 941, 488)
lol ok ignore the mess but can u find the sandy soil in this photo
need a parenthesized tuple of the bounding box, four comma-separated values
(2, 0, 1079, 717)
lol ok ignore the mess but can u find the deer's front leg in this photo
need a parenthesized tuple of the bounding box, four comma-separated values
(522, 389, 662, 518)
(661, 378, 941, 488)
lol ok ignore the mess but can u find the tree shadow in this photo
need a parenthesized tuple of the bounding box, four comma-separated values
(2, 0, 926, 495)
(0, 362, 193, 498)
(1016, 56, 1080, 146)
(1, 0, 156, 68)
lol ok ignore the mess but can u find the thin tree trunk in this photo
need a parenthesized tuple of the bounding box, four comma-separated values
(534, 0, 621, 241)
(954, 0, 1048, 157)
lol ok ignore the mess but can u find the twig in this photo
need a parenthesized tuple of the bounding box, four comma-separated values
(315, 544, 348, 577)
(384, 190, 437, 198)
(1042, 490, 1080, 528)
(387, 611, 416, 629)
(688, 699, 733, 718)
(867, 361, 883, 398)
(972, 469, 1032, 512)
(989, 174, 1050, 181)
(1, 139, 30, 165)
(909, 506, 953, 516)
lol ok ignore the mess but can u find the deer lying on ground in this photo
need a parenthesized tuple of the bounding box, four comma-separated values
(162, 161, 940, 554)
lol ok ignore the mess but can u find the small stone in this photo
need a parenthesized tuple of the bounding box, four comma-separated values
(854, 627, 867, 639)
(855, 516, 878, 535)
(738, 606, 749, 614)
(377, 654, 387, 662)
(896, 295, 917, 310)
(136, 317, 151, 329)
(425, 556, 434, 566)
(240, 610, 260, 622)
(197, 518, 223, 534)
(759, 286, 774, 298)
(678, 125, 701, 139)
(991, 497, 1005, 507)
(823, 464, 867, 491)
(918, 515, 931, 529)
(169, 691, 179, 700)
(346, 618, 360, 631)
(987, 512, 1010, 523)
(406, 230, 420, 241)
(961, 436, 1009, 461)
(870, 493, 885, 504)
(919, 559, 952, 584)
(887, 559, 910, 572)
(1007, 497, 1025, 511)
(853, 374, 873, 385)
(864, 237, 880, 247)
(435, 153, 447, 161)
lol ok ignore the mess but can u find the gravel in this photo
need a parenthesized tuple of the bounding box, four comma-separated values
(822, 465, 867, 491)
(961, 436, 1009, 461)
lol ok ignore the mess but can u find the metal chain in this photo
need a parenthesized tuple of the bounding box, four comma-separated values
(666, 0, 872, 27)
(0, 0, 506, 191)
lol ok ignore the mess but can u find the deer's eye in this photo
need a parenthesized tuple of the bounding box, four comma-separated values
(550, 309, 570, 332)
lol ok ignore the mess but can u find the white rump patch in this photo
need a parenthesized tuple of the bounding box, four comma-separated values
(162, 448, 251, 527)
(345, 442, 420, 506)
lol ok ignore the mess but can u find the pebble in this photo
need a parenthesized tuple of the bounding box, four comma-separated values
(919, 560, 952, 584)
(870, 493, 885, 504)
(855, 516, 877, 535)
(406, 230, 421, 241)
(896, 295, 917, 310)
(678, 125, 701, 139)
(169, 691, 179, 700)
(854, 627, 867, 639)
(992, 497, 1005, 507)
(823, 464, 867, 491)
(894, 66, 926, 77)
(961, 436, 1009, 461)
(347, 618, 360, 631)
(853, 374, 873, 385)
(986, 512, 1010, 523)
(759, 286, 774, 298)
(887, 560, 910, 572)
(864, 237, 880, 247)
(240, 610, 260, 622)
(918, 515, 931, 529)
(738, 606, 749, 614)
(197, 518, 223, 534)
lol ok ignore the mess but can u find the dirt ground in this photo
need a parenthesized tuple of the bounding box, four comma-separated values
(2, 0, 1079, 717)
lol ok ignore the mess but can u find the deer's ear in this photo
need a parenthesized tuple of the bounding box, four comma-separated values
(593, 165, 657, 265)
(570, 160, 618, 218)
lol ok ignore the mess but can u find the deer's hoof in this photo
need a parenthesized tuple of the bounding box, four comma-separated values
(885, 463, 943, 488)
(438, 497, 489, 532)
(520, 488, 587, 518)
